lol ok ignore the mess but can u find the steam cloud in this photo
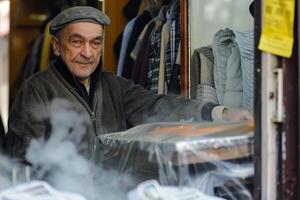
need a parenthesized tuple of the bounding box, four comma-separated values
(0, 98, 254, 199)
(0, 155, 13, 189)
(0, 98, 135, 200)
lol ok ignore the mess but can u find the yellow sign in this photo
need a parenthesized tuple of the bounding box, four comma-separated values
(258, 0, 295, 58)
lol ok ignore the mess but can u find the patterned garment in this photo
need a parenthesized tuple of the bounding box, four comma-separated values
(165, 11, 180, 93)
(146, 23, 163, 93)
(146, 6, 169, 92)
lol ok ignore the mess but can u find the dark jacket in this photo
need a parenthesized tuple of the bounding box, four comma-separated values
(122, 7, 158, 78)
(6, 60, 204, 161)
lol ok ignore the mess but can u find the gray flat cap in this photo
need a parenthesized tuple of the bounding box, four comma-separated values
(50, 6, 111, 34)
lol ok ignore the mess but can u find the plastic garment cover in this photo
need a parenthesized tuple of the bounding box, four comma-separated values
(0, 181, 86, 200)
(127, 179, 226, 200)
(97, 121, 254, 199)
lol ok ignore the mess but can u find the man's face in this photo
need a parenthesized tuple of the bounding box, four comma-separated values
(52, 22, 103, 81)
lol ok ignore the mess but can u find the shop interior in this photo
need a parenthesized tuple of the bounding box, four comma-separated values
(0, 0, 260, 199)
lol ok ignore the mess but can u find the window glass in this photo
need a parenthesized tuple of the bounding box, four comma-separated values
(188, 1, 255, 198)
(190, 0, 253, 52)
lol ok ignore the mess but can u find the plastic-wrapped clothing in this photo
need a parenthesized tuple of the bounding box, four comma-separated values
(98, 121, 254, 198)
(6, 58, 205, 161)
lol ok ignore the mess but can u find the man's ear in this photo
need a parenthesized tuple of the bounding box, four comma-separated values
(51, 36, 61, 56)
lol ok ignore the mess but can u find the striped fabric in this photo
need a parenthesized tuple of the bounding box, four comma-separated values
(165, 10, 180, 93)
(212, 28, 243, 108)
(147, 24, 163, 92)
(234, 30, 254, 112)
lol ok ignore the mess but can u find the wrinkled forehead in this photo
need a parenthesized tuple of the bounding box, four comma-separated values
(61, 21, 104, 39)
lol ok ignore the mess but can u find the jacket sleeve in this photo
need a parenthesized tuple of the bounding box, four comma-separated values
(118, 77, 204, 125)
(6, 81, 49, 160)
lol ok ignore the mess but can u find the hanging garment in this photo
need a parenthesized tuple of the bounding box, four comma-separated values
(167, 43, 181, 95)
(157, 9, 172, 94)
(165, 4, 180, 93)
(130, 20, 153, 61)
(212, 28, 243, 108)
(117, 17, 138, 76)
(146, 6, 168, 93)
(191, 46, 219, 121)
(123, 0, 142, 21)
(234, 30, 254, 112)
(130, 20, 156, 87)
(113, 0, 142, 60)
(137, 0, 151, 15)
(121, 6, 159, 79)
(190, 46, 214, 99)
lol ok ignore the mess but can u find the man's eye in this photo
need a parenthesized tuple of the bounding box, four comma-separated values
(92, 41, 101, 48)
(71, 40, 81, 47)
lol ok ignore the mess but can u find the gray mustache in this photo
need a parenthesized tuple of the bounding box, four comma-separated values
(75, 60, 94, 64)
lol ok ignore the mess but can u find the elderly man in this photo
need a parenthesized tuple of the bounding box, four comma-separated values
(6, 6, 252, 159)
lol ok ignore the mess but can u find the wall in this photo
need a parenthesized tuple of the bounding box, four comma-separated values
(9, 0, 48, 105)
(103, 0, 129, 72)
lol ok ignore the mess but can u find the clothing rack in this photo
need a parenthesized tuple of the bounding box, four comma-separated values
(117, 0, 182, 95)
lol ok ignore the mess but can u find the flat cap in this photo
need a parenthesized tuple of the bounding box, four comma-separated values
(50, 6, 111, 34)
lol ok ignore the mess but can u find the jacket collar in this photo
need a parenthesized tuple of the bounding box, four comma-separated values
(54, 56, 102, 109)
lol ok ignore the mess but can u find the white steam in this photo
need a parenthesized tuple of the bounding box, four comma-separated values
(0, 155, 13, 189)
(1, 99, 135, 200)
